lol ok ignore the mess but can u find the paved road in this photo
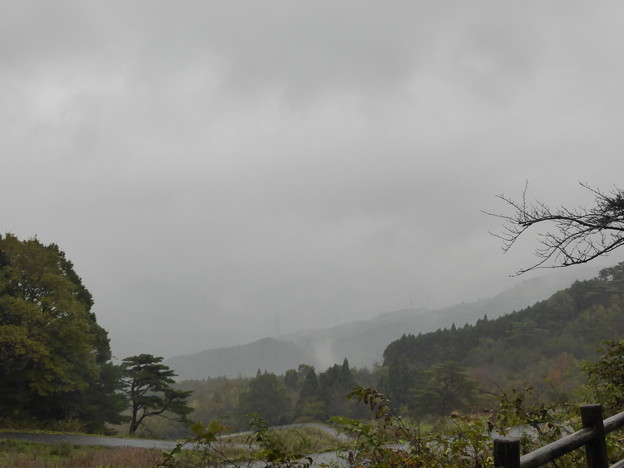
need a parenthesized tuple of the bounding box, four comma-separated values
(0, 422, 348, 447)
(0, 424, 350, 467)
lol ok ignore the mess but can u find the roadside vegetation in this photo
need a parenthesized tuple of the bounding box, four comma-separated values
(0, 439, 161, 468)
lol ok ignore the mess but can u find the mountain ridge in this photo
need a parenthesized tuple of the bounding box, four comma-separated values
(166, 265, 601, 380)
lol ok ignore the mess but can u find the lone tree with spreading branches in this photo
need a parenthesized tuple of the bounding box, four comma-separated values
(121, 354, 192, 435)
(487, 182, 624, 275)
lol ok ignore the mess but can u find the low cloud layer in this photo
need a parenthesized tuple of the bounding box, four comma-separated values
(2, 1, 624, 358)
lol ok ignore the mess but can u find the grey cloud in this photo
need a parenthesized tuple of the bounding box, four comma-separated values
(3, 1, 624, 358)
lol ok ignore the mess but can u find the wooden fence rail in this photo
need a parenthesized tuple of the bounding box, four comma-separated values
(494, 404, 624, 468)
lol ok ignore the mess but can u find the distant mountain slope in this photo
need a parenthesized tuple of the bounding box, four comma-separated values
(382, 262, 624, 374)
(279, 268, 598, 369)
(167, 267, 599, 379)
(166, 337, 313, 381)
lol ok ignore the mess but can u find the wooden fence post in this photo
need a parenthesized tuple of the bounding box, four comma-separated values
(494, 436, 520, 468)
(581, 404, 608, 468)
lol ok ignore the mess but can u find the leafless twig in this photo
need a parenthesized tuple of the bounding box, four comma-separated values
(484, 182, 624, 275)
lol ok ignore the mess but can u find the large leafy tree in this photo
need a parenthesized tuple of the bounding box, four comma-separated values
(0, 234, 124, 429)
(121, 354, 192, 435)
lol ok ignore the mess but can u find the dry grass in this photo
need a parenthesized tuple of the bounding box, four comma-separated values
(0, 440, 162, 468)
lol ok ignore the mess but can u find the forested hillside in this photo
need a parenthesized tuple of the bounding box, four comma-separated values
(173, 359, 374, 433)
(158, 264, 624, 437)
(167, 268, 590, 379)
(380, 262, 624, 414)
(166, 337, 314, 381)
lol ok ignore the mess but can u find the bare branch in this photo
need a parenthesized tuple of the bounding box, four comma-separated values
(484, 182, 624, 275)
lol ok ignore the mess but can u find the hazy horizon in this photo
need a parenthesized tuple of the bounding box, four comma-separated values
(2, 1, 624, 359)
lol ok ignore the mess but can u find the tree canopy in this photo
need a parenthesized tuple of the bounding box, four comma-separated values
(238, 371, 291, 426)
(0, 234, 123, 430)
(585, 340, 624, 414)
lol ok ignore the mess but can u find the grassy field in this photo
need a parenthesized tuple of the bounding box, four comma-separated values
(0, 439, 162, 468)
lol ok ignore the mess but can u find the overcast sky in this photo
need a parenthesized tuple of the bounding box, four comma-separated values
(3, 1, 624, 359)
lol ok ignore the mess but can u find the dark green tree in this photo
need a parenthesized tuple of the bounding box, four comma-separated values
(0, 234, 122, 429)
(283, 369, 300, 390)
(76, 362, 128, 432)
(318, 359, 359, 417)
(121, 354, 192, 435)
(238, 372, 291, 426)
(384, 354, 416, 408)
(298, 367, 319, 400)
(585, 340, 624, 414)
(294, 367, 325, 421)
(413, 361, 477, 416)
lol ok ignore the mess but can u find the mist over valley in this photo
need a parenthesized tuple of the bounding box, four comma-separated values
(166, 265, 601, 380)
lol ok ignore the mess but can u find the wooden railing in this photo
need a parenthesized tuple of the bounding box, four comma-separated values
(494, 404, 624, 468)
